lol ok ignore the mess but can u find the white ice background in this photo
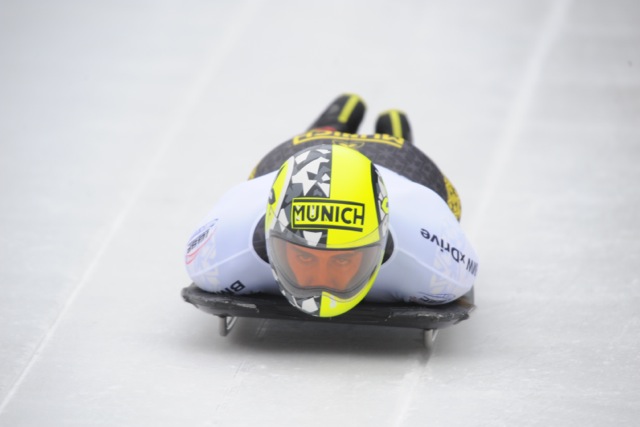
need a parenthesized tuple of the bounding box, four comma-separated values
(1, 1, 639, 426)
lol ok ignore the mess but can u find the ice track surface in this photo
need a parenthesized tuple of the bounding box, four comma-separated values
(1, 1, 640, 426)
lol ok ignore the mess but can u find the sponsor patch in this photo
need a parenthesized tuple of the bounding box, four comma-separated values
(185, 219, 218, 265)
(420, 228, 478, 276)
(291, 198, 365, 232)
(292, 130, 404, 149)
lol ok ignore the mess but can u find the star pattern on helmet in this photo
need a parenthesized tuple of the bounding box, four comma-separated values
(291, 148, 332, 196)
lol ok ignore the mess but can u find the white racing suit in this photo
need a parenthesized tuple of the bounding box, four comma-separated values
(185, 129, 478, 305)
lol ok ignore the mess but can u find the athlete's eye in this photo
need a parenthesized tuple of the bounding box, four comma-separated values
(332, 255, 353, 266)
(296, 252, 315, 264)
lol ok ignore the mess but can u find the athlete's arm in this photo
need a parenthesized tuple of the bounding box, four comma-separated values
(184, 173, 277, 295)
(371, 168, 479, 304)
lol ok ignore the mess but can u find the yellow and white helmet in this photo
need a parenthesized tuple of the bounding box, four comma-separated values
(265, 144, 389, 317)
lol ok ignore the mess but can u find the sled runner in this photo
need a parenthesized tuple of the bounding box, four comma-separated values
(181, 284, 475, 348)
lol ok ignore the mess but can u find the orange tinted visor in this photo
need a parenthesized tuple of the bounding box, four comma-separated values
(270, 237, 383, 295)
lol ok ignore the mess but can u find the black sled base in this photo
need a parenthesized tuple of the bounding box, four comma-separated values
(182, 284, 475, 342)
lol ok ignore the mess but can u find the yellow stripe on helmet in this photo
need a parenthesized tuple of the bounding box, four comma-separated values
(318, 261, 381, 317)
(326, 145, 380, 248)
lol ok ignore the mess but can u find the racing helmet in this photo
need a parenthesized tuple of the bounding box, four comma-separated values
(265, 144, 389, 317)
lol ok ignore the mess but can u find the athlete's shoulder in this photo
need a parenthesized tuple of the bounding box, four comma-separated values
(185, 172, 277, 293)
(377, 165, 440, 196)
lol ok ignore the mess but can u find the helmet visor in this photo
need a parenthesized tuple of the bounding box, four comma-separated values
(269, 237, 384, 298)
